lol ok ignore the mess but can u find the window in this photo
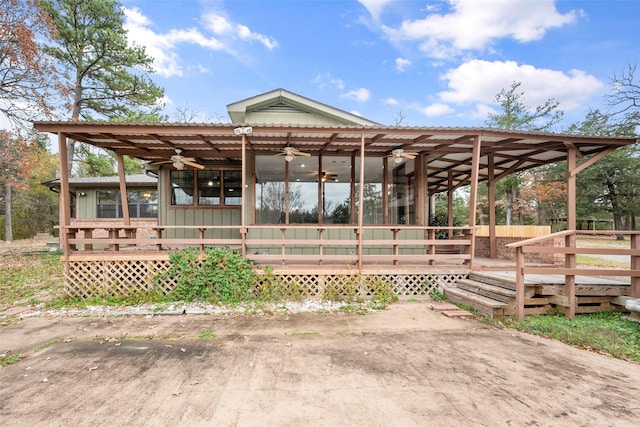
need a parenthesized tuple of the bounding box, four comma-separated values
(96, 190, 158, 218)
(170, 169, 241, 207)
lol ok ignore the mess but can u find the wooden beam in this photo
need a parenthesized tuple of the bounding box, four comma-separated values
(488, 153, 497, 258)
(241, 132, 247, 256)
(116, 153, 130, 226)
(632, 234, 640, 298)
(318, 155, 323, 224)
(383, 156, 388, 224)
(358, 132, 366, 270)
(285, 159, 290, 224)
(350, 152, 356, 224)
(467, 135, 482, 268)
(567, 146, 577, 231)
(448, 171, 454, 239)
(567, 147, 616, 177)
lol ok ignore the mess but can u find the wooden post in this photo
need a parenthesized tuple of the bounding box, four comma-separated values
(488, 153, 497, 258)
(284, 159, 290, 224)
(631, 234, 640, 298)
(515, 246, 525, 322)
(565, 146, 577, 318)
(318, 155, 323, 225)
(241, 132, 247, 256)
(415, 152, 423, 225)
(116, 153, 130, 226)
(350, 152, 356, 224)
(358, 132, 365, 270)
(448, 170, 454, 239)
(58, 133, 71, 263)
(382, 156, 388, 225)
(467, 135, 482, 268)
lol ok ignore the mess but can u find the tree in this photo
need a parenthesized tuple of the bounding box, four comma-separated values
(41, 0, 164, 173)
(0, 130, 43, 241)
(566, 108, 640, 236)
(7, 145, 59, 239)
(486, 81, 565, 225)
(0, 0, 63, 126)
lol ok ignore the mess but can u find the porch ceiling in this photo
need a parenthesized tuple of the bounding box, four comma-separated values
(34, 121, 637, 193)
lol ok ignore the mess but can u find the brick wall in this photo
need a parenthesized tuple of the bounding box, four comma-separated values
(475, 236, 564, 265)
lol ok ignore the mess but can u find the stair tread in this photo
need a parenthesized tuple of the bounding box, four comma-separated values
(445, 287, 507, 308)
(456, 279, 516, 297)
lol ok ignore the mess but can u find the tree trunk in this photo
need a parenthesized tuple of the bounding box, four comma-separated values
(613, 213, 625, 240)
(4, 180, 12, 243)
(506, 188, 513, 226)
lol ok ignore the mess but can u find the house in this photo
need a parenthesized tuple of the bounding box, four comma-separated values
(43, 174, 158, 240)
(34, 88, 639, 308)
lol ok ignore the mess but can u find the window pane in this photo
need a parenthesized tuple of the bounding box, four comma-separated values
(288, 157, 318, 223)
(97, 191, 117, 218)
(223, 170, 242, 206)
(197, 171, 220, 206)
(139, 190, 158, 218)
(387, 160, 416, 224)
(171, 170, 194, 205)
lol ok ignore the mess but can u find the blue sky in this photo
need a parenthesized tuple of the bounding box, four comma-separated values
(120, 0, 638, 129)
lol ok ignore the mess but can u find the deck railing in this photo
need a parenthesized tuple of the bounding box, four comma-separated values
(62, 224, 474, 268)
(506, 230, 640, 321)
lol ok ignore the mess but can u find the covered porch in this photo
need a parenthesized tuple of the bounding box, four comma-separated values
(33, 90, 639, 316)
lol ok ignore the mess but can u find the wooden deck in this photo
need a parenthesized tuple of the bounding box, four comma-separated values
(445, 271, 631, 318)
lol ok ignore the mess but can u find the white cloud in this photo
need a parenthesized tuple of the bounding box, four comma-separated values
(312, 73, 346, 90)
(382, 97, 399, 106)
(358, 0, 395, 20)
(381, 0, 580, 59)
(122, 7, 277, 78)
(340, 88, 372, 103)
(437, 60, 603, 111)
(395, 57, 411, 72)
(202, 13, 278, 50)
(419, 103, 454, 117)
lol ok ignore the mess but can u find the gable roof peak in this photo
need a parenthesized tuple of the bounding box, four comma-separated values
(227, 88, 379, 126)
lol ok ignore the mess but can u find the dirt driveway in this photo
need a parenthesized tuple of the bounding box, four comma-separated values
(1, 302, 639, 426)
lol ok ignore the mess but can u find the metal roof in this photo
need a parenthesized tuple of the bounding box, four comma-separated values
(34, 121, 637, 194)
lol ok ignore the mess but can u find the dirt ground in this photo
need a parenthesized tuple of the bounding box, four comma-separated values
(1, 302, 639, 426)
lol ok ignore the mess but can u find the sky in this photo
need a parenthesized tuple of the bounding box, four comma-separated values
(98, 1, 640, 128)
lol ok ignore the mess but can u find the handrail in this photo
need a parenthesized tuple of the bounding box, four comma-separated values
(508, 229, 640, 322)
(62, 223, 474, 268)
(505, 229, 573, 249)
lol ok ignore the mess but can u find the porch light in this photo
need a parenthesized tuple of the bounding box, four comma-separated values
(285, 154, 295, 162)
(207, 180, 214, 186)
(173, 159, 185, 170)
(234, 126, 253, 135)
(393, 156, 403, 164)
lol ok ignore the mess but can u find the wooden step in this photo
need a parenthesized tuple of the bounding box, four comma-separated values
(456, 278, 516, 303)
(468, 272, 517, 290)
(444, 287, 506, 318)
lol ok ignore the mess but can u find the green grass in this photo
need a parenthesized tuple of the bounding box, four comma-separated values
(0, 253, 65, 311)
(197, 331, 215, 339)
(576, 255, 629, 269)
(500, 312, 640, 362)
(0, 353, 22, 367)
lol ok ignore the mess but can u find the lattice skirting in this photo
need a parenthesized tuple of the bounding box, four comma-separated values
(65, 259, 467, 300)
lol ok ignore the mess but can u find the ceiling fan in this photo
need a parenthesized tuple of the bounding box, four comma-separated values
(388, 148, 419, 164)
(275, 146, 311, 162)
(150, 149, 204, 170)
(314, 170, 338, 182)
